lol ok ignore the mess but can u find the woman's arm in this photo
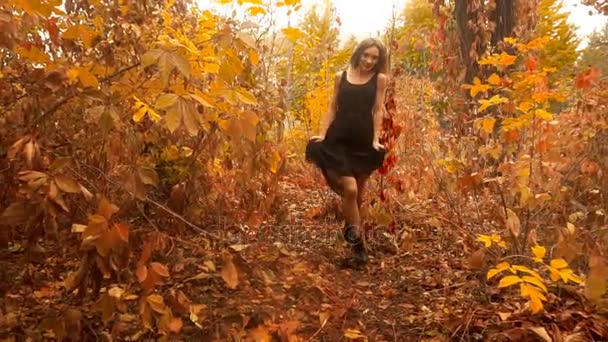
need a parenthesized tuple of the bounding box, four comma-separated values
(372, 73, 389, 144)
(316, 72, 342, 138)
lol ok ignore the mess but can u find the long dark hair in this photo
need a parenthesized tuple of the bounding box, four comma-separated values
(349, 38, 388, 74)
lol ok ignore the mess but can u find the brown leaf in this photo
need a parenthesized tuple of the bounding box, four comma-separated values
(506, 208, 521, 238)
(146, 294, 166, 314)
(8, 136, 28, 160)
(468, 248, 486, 270)
(138, 166, 159, 186)
(98, 197, 119, 219)
(54, 175, 81, 193)
(529, 327, 551, 342)
(1, 201, 34, 226)
(24, 140, 36, 168)
(136, 265, 148, 283)
(18, 170, 47, 182)
(49, 180, 58, 200)
(79, 184, 94, 201)
(52, 193, 70, 212)
(150, 262, 170, 278)
(221, 251, 239, 289)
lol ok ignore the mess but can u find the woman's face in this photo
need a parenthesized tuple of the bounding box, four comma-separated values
(358, 46, 380, 72)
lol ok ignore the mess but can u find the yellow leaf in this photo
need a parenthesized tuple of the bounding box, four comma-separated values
(155, 93, 179, 109)
(77, 68, 99, 88)
(531, 245, 546, 262)
(487, 73, 501, 85)
(504, 37, 518, 44)
(463, 77, 491, 97)
(512, 265, 543, 281)
(481, 117, 495, 134)
(248, 6, 266, 16)
(479, 52, 517, 67)
(548, 267, 560, 282)
(476, 235, 492, 248)
(522, 276, 548, 292)
(517, 101, 534, 113)
(529, 295, 544, 314)
(498, 275, 522, 288)
(549, 258, 568, 269)
(478, 95, 509, 113)
(344, 328, 365, 339)
(132, 96, 160, 123)
(16, 45, 49, 64)
(281, 27, 304, 42)
(248, 50, 259, 65)
(235, 87, 257, 105)
(62, 25, 82, 40)
(488, 262, 510, 280)
(556, 268, 584, 285)
(520, 282, 547, 301)
(269, 150, 281, 174)
(534, 109, 553, 121)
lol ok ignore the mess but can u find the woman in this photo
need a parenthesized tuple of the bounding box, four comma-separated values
(305, 38, 388, 264)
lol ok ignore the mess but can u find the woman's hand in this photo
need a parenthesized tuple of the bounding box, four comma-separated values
(372, 140, 384, 151)
(309, 135, 325, 142)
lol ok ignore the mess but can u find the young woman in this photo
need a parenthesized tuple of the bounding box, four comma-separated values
(305, 38, 388, 264)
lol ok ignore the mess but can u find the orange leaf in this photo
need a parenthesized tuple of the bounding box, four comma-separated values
(167, 317, 183, 333)
(114, 223, 129, 242)
(136, 265, 148, 283)
(150, 262, 170, 278)
(221, 251, 239, 289)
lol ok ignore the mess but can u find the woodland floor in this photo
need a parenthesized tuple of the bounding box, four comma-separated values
(1, 176, 605, 341)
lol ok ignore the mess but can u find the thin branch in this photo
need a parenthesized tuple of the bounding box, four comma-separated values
(71, 163, 222, 241)
(32, 62, 141, 126)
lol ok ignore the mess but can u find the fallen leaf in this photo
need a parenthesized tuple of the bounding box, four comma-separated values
(319, 311, 330, 326)
(344, 328, 365, 339)
(529, 326, 551, 342)
(221, 251, 239, 289)
(498, 312, 511, 321)
(150, 262, 170, 278)
(167, 317, 183, 333)
(468, 248, 486, 269)
(248, 325, 271, 342)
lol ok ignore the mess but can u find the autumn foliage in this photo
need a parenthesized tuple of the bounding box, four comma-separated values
(1, 0, 607, 340)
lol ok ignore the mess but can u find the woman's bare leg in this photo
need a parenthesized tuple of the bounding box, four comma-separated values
(355, 173, 370, 214)
(339, 176, 360, 227)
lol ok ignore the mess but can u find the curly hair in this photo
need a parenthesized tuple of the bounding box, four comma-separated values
(349, 38, 388, 74)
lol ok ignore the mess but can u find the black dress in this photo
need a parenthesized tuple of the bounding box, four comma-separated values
(305, 70, 386, 193)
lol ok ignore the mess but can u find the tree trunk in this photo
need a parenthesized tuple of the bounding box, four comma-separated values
(491, 0, 516, 46)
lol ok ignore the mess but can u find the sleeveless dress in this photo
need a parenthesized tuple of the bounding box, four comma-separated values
(305, 70, 386, 192)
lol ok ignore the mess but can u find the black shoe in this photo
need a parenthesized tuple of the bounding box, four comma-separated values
(343, 225, 369, 264)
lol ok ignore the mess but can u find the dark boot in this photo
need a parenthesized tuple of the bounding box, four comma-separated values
(342, 224, 369, 264)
